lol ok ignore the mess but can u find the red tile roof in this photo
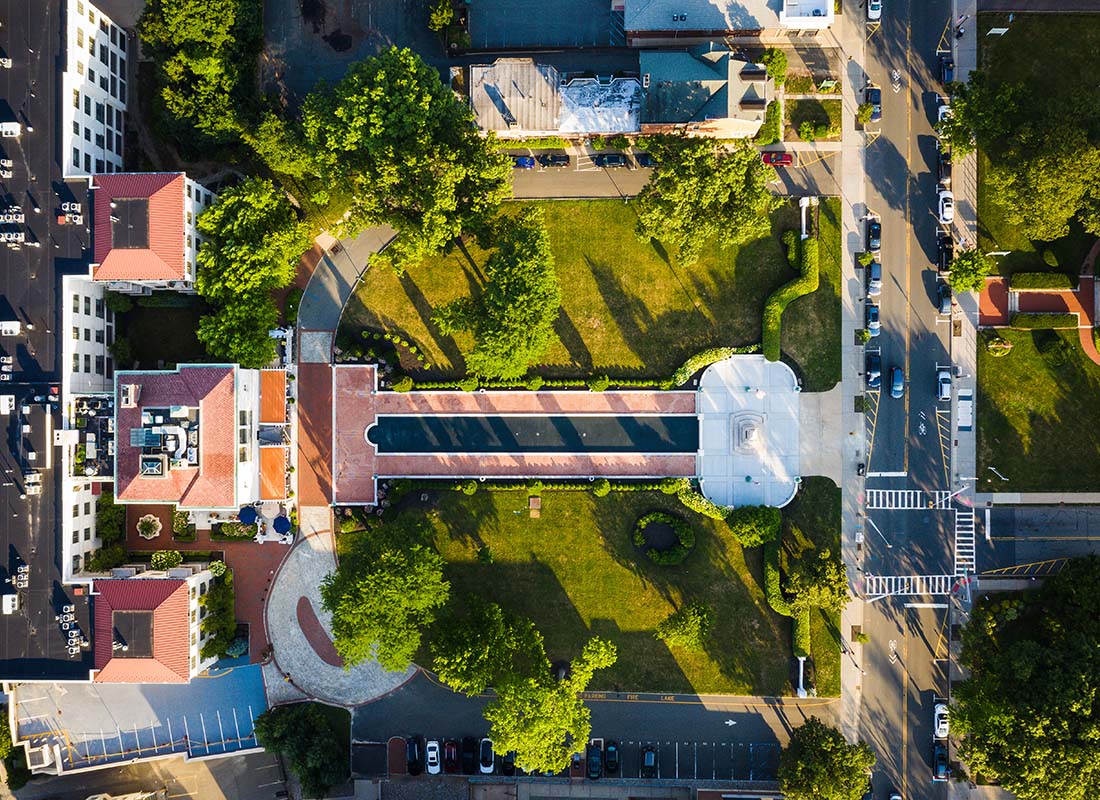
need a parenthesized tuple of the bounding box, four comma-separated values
(115, 366, 238, 509)
(93, 579, 190, 684)
(92, 173, 186, 282)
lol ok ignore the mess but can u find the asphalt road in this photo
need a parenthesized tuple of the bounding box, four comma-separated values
(859, 1, 958, 798)
(353, 671, 837, 783)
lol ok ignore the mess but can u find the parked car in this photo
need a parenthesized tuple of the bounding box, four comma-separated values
(868, 259, 882, 297)
(890, 366, 905, 399)
(889, 793, 903, 800)
(866, 353, 882, 390)
(593, 153, 628, 168)
(937, 283, 953, 314)
(502, 750, 516, 776)
(443, 740, 459, 774)
(866, 303, 881, 337)
(934, 702, 950, 738)
(406, 736, 424, 776)
(537, 152, 570, 168)
(938, 189, 955, 224)
(479, 738, 495, 774)
(938, 147, 952, 185)
(634, 152, 657, 168)
(932, 741, 949, 781)
(867, 0, 882, 20)
(866, 86, 882, 122)
(425, 740, 441, 775)
(937, 233, 954, 272)
(939, 56, 955, 85)
(867, 220, 882, 252)
(937, 96, 952, 125)
(762, 151, 794, 166)
(586, 742, 603, 779)
(937, 368, 952, 401)
(510, 155, 536, 169)
(640, 744, 657, 778)
(461, 737, 478, 775)
(604, 740, 620, 773)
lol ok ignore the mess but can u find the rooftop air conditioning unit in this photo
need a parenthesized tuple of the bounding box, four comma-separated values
(120, 383, 140, 408)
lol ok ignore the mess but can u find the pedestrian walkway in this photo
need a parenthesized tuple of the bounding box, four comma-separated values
(865, 489, 951, 509)
(954, 508, 976, 574)
(261, 508, 416, 707)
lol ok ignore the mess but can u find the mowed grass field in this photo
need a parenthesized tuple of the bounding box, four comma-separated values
(978, 329, 1100, 492)
(340, 198, 842, 391)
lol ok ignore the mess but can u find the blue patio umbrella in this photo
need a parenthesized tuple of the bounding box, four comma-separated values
(273, 516, 292, 534)
(238, 506, 258, 525)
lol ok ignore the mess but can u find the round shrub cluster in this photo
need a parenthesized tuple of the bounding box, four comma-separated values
(633, 511, 696, 566)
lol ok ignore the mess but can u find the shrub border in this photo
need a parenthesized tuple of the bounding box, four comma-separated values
(1009, 312, 1079, 330)
(632, 511, 696, 566)
(1008, 272, 1078, 291)
(763, 235, 819, 361)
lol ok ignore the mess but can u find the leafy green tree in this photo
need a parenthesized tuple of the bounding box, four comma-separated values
(151, 550, 183, 571)
(433, 209, 561, 380)
(197, 293, 279, 368)
(725, 505, 782, 547)
(784, 544, 848, 614)
(199, 570, 237, 659)
(935, 72, 1023, 158)
(301, 47, 511, 270)
(0, 708, 13, 760)
(953, 557, 1100, 800)
(254, 703, 349, 798)
(431, 599, 546, 695)
(856, 103, 873, 126)
(196, 177, 310, 301)
(635, 138, 775, 266)
(778, 716, 876, 800)
(761, 48, 788, 86)
(242, 113, 316, 180)
(655, 601, 712, 651)
(485, 638, 617, 775)
(947, 248, 997, 294)
(428, 0, 454, 31)
(320, 515, 450, 671)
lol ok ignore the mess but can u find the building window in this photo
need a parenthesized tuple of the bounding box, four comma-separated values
(83, 127, 90, 142)
(83, 354, 90, 373)
(200, 607, 207, 619)
(73, 555, 81, 573)
(119, 57, 126, 76)
(95, 102, 104, 123)
(95, 298, 104, 318)
(72, 327, 79, 340)
(84, 328, 90, 341)
(77, 0, 84, 16)
(84, 527, 91, 541)
(95, 356, 104, 375)
(119, 35, 126, 53)
(88, 8, 94, 23)
(111, 26, 117, 46)
(119, 81, 126, 104)
(77, 28, 84, 48)
(96, 158, 104, 173)
(95, 133, 104, 149)
(186, 184, 192, 199)
(72, 148, 80, 168)
(95, 329, 103, 344)
(72, 505, 79, 518)
(239, 446, 249, 463)
(191, 633, 197, 646)
(84, 153, 91, 173)
(88, 67, 95, 84)
(205, 193, 213, 205)
(72, 353, 79, 372)
(72, 529, 79, 544)
(115, 107, 123, 130)
(111, 51, 117, 74)
(191, 609, 197, 623)
(72, 294, 80, 313)
(84, 297, 91, 315)
(114, 131, 122, 155)
(84, 502, 90, 514)
(110, 76, 116, 98)
(200, 582, 208, 596)
(76, 61, 84, 76)
(191, 586, 196, 599)
(73, 89, 79, 109)
(84, 96, 91, 115)
(72, 120, 79, 135)
(186, 211, 192, 225)
(190, 656, 196, 671)
(99, 75, 108, 92)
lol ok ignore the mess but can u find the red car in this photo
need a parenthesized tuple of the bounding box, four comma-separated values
(762, 152, 794, 166)
(443, 740, 459, 774)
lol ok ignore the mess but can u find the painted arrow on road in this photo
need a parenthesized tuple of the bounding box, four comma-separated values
(725, 719, 737, 726)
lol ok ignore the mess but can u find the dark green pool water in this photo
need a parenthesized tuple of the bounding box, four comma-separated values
(367, 415, 699, 454)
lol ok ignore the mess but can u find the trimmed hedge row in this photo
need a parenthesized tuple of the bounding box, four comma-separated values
(793, 609, 811, 659)
(726, 505, 782, 547)
(1009, 312, 1079, 330)
(389, 345, 760, 393)
(1008, 272, 1077, 291)
(764, 538, 794, 617)
(763, 236, 820, 361)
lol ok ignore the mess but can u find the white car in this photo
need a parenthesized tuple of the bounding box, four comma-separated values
(867, 0, 882, 20)
(425, 740, 441, 775)
(937, 97, 952, 125)
(934, 703, 950, 739)
(938, 190, 955, 224)
(479, 737, 495, 774)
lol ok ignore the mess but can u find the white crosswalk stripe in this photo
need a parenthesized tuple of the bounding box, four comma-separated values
(863, 574, 955, 598)
(866, 489, 953, 509)
(954, 508, 976, 575)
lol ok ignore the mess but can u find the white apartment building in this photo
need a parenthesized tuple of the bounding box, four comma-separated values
(62, 0, 128, 178)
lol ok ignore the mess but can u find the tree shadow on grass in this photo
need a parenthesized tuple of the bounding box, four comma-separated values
(430, 489, 502, 550)
(553, 308, 593, 372)
(397, 272, 465, 372)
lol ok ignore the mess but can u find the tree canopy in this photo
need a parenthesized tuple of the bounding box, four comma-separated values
(138, 0, 261, 144)
(196, 292, 279, 368)
(431, 598, 546, 696)
(634, 138, 776, 265)
(301, 47, 511, 270)
(953, 557, 1100, 800)
(320, 515, 450, 671)
(433, 209, 562, 380)
(783, 544, 848, 615)
(484, 637, 617, 775)
(196, 177, 311, 301)
(947, 248, 997, 294)
(655, 601, 712, 651)
(778, 716, 876, 800)
(254, 703, 349, 797)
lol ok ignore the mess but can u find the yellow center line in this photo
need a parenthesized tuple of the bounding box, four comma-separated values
(903, 19, 913, 476)
(903, 628, 909, 797)
(933, 606, 949, 660)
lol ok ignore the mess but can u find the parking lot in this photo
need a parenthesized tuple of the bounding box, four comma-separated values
(378, 735, 780, 782)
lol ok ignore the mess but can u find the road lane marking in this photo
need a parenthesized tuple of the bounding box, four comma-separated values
(903, 20, 913, 477)
(903, 621, 909, 798)
(905, 602, 949, 608)
(865, 388, 881, 465)
(868, 470, 907, 477)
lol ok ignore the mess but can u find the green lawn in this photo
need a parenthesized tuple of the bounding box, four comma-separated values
(779, 477, 841, 697)
(372, 489, 795, 696)
(974, 14, 1098, 276)
(978, 329, 1100, 492)
(119, 301, 210, 369)
(784, 99, 842, 142)
(340, 198, 842, 391)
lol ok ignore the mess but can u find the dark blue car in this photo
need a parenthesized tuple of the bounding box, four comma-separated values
(511, 155, 536, 169)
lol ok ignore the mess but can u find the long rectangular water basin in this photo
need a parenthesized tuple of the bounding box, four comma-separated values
(367, 415, 699, 454)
